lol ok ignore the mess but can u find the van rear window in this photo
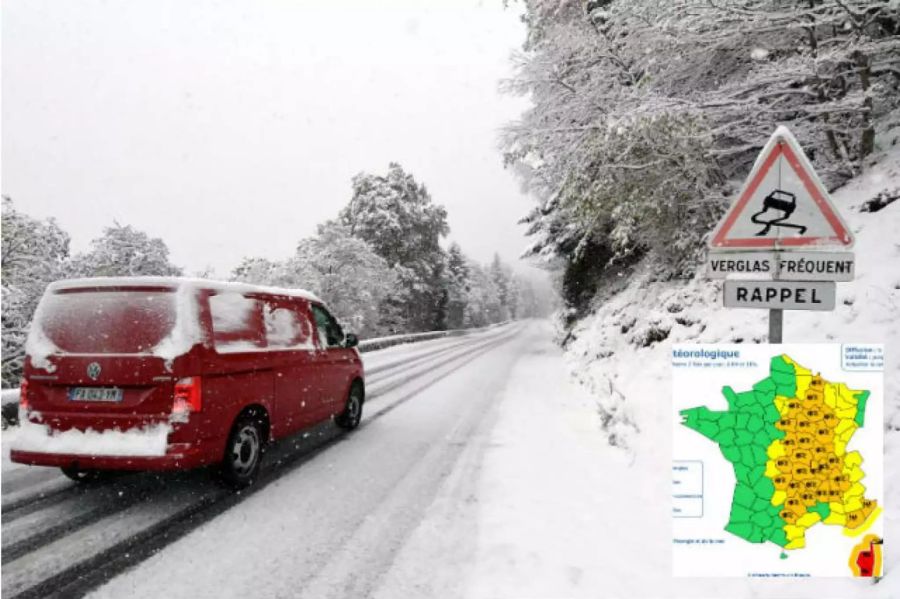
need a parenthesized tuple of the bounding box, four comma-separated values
(38, 290, 177, 354)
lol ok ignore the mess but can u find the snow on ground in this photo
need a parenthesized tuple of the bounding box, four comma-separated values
(553, 143, 900, 594)
(467, 321, 633, 597)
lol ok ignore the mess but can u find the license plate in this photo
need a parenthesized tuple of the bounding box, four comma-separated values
(68, 387, 124, 402)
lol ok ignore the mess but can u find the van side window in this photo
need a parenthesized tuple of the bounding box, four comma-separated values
(310, 305, 344, 348)
(209, 292, 266, 352)
(264, 301, 314, 349)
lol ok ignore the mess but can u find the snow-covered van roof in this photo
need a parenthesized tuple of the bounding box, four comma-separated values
(45, 277, 323, 304)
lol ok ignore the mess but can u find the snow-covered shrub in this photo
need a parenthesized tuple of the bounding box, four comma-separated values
(860, 188, 899, 213)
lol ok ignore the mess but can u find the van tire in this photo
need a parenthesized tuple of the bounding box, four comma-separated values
(220, 412, 266, 489)
(336, 383, 363, 430)
(60, 466, 107, 484)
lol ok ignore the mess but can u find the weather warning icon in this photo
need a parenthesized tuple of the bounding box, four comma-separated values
(750, 189, 807, 236)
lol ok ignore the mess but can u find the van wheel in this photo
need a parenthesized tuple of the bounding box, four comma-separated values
(336, 383, 363, 430)
(60, 466, 106, 484)
(220, 413, 265, 489)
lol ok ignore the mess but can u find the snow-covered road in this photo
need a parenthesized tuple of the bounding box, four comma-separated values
(1, 322, 528, 598)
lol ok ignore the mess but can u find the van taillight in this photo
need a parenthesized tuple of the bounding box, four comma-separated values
(173, 376, 202, 416)
(19, 379, 29, 411)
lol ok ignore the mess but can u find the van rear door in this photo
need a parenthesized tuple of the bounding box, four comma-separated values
(24, 285, 195, 427)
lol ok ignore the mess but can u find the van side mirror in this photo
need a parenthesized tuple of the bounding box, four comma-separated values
(344, 333, 359, 348)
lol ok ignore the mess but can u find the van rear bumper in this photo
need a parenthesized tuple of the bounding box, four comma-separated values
(10, 440, 219, 472)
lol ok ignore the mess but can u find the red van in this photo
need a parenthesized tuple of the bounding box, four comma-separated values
(11, 277, 365, 488)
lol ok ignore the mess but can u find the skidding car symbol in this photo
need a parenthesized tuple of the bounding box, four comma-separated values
(750, 189, 808, 236)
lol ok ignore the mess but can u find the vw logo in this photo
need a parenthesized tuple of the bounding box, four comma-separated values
(86, 362, 102, 380)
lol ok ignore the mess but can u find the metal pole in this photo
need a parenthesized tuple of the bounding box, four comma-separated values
(769, 308, 783, 344)
(770, 140, 784, 345)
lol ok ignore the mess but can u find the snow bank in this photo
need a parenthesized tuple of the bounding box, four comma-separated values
(11, 415, 170, 457)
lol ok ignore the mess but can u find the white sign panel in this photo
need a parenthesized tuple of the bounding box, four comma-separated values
(723, 280, 835, 311)
(709, 126, 854, 250)
(708, 251, 854, 281)
(774, 251, 854, 281)
(707, 252, 775, 278)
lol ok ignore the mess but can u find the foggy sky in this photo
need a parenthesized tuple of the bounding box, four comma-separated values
(2, 0, 537, 277)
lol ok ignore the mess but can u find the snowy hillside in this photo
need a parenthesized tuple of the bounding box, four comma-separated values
(561, 143, 899, 593)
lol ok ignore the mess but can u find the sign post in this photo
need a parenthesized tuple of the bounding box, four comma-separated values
(707, 126, 855, 342)
(769, 307, 783, 344)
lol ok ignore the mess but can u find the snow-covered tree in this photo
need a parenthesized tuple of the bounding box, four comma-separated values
(463, 260, 503, 328)
(615, 0, 900, 181)
(505, 2, 723, 294)
(490, 253, 517, 322)
(69, 223, 182, 278)
(291, 223, 396, 336)
(232, 257, 283, 285)
(1, 198, 71, 386)
(338, 163, 450, 332)
(445, 243, 470, 329)
(231, 224, 396, 337)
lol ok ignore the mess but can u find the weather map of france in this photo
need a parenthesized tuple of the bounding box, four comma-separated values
(672, 344, 884, 577)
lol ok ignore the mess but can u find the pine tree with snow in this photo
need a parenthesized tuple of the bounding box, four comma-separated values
(445, 243, 471, 329)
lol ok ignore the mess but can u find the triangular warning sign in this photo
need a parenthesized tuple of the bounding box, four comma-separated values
(709, 126, 854, 249)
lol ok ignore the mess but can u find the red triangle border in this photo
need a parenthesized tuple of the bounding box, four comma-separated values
(711, 142, 853, 248)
